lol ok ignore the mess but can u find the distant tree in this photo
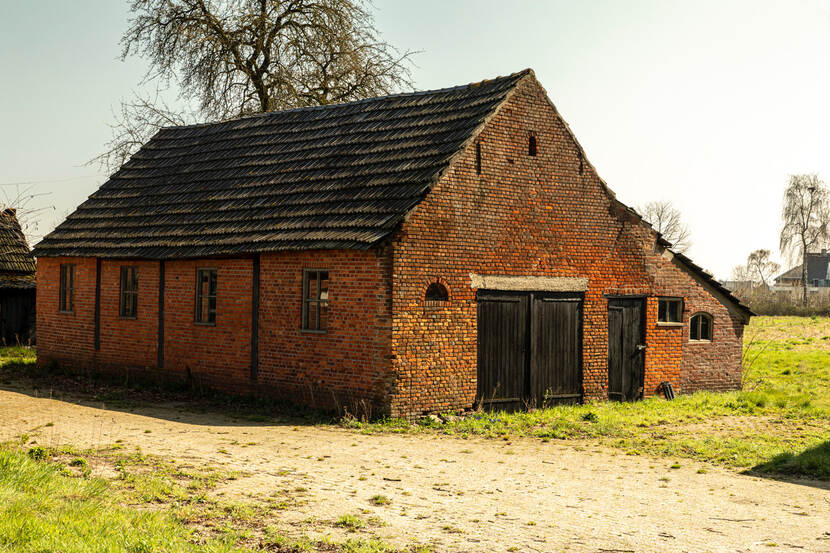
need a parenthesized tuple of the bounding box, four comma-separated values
(745, 249, 780, 288)
(637, 201, 691, 253)
(779, 173, 830, 304)
(93, 0, 414, 171)
(730, 263, 751, 283)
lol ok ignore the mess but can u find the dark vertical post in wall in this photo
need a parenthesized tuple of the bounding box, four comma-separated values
(94, 258, 101, 350)
(157, 260, 165, 368)
(251, 254, 260, 380)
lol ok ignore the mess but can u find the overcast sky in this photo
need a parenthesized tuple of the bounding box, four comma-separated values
(2, 0, 830, 279)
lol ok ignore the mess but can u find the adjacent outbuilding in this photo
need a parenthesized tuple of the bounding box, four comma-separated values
(0, 208, 36, 345)
(33, 70, 752, 417)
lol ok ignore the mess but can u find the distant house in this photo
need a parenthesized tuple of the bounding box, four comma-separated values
(0, 208, 35, 344)
(33, 69, 751, 417)
(775, 250, 830, 289)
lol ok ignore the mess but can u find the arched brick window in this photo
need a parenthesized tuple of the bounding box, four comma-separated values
(424, 282, 449, 308)
(690, 312, 713, 341)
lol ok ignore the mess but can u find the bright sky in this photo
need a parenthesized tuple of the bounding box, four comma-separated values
(3, 0, 830, 279)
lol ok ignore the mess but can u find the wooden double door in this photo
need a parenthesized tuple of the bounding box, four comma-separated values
(476, 291, 583, 410)
(607, 298, 646, 401)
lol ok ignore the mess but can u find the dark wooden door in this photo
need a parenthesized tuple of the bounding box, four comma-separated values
(477, 292, 528, 410)
(477, 291, 582, 410)
(607, 298, 645, 401)
(531, 295, 582, 406)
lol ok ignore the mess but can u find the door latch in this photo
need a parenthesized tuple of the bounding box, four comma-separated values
(636, 344, 647, 352)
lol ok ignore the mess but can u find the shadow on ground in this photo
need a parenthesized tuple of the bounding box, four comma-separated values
(748, 440, 830, 490)
(0, 359, 334, 429)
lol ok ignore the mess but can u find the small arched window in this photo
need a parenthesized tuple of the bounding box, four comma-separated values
(424, 282, 449, 307)
(528, 134, 537, 157)
(690, 313, 713, 341)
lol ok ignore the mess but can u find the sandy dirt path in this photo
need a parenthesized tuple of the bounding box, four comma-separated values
(1, 386, 828, 553)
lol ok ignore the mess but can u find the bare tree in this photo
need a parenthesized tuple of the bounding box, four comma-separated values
(779, 173, 830, 304)
(637, 200, 692, 253)
(745, 249, 780, 288)
(730, 263, 750, 282)
(0, 184, 54, 238)
(93, 0, 414, 171)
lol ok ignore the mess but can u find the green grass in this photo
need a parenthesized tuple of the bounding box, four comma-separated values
(0, 447, 243, 553)
(347, 317, 830, 479)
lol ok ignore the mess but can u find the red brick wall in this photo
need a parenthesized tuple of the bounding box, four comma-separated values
(388, 77, 746, 416)
(162, 258, 253, 392)
(256, 249, 393, 413)
(37, 250, 394, 412)
(97, 260, 159, 372)
(36, 257, 97, 371)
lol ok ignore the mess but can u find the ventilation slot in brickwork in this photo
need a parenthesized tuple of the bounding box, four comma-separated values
(528, 134, 537, 157)
(475, 142, 482, 175)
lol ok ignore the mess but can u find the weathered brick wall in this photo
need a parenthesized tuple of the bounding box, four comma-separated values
(256, 248, 393, 414)
(37, 251, 394, 412)
(388, 77, 745, 416)
(36, 257, 97, 371)
(162, 258, 253, 392)
(97, 260, 159, 373)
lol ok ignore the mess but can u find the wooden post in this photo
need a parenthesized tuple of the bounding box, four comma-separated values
(251, 254, 260, 380)
(94, 258, 101, 351)
(158, 260, 165, 368)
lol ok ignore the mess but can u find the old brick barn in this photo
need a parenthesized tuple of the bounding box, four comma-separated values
(33, 70, 751, 417)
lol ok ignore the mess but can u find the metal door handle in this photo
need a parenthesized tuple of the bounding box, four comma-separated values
(636, 344, 647, 351)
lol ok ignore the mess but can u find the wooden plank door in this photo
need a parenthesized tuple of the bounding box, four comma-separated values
(607, 298, 645, 401)
(476, 292, 528, 410)
(530, 295, 583, 406)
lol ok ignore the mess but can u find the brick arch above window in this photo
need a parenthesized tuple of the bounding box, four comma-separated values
(424, 281, 449, 308)
(689, 312, 713, 342)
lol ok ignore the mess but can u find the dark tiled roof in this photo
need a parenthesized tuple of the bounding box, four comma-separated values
(33, 70, 531, 258)
(0, 208, 35, 275)
(776, 253, 830, 283)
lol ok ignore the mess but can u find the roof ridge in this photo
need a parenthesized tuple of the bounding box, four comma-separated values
(165, 69, 533, 131)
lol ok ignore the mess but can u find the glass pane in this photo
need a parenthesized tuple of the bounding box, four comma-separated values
(700, 316, 710, 340)
(690, 317, 699, 340)
(658, 300, 667, 322)
(306, 272, 318, 300)
(208, 295, 216, 322)
(669, 301, 680, 322)
(319, 302, 328, 330)
(209, 270, 217, 295)
(319, 272, 329, 301)
(59, 267, 66, 310)
(307, 302, 318, 330)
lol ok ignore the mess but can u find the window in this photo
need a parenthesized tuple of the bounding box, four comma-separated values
(59, 264, 75, 313)
(690, 313, 713, 341)
(195, 268, 217, 324)
(657, 298, 682, 324)
(119, 266, 139, 318)
(302, 270, 329, 331)
(424, 282, 449, 308)
(475, 142, 482, 175)
(528, 134, 537, 157)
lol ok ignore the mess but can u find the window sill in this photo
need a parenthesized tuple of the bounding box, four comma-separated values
(656, 321, 683, 327)
(119, 316, 138, 321)
(300, 328, 328, 335)
(59, 310, 75, 315)
(689, 339, 712, 343)
(194, 321, 216, 327)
